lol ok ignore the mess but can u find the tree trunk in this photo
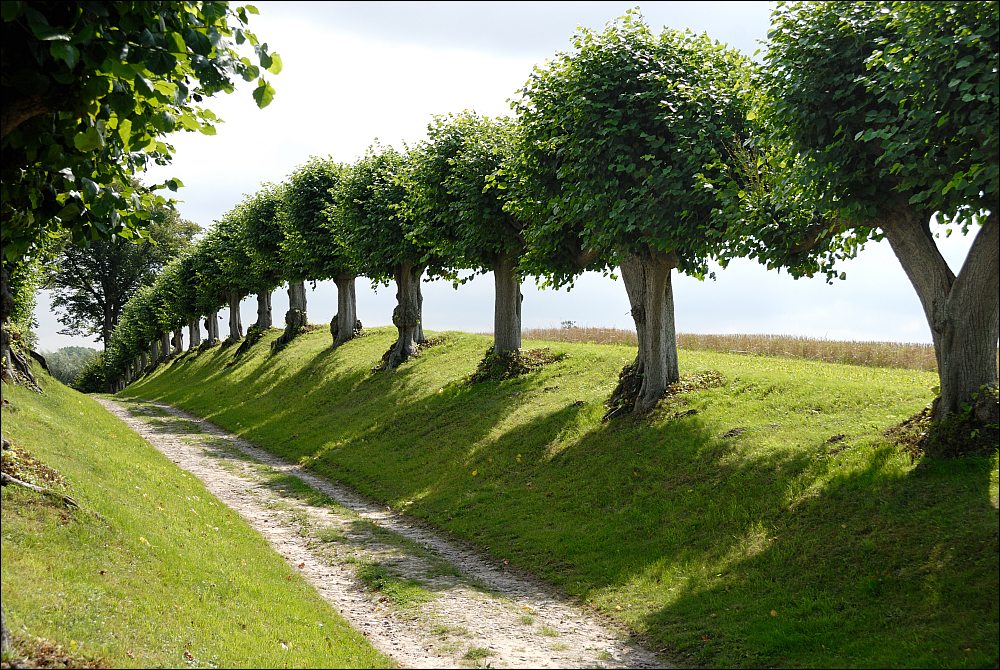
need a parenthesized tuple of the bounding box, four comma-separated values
(159, 332, 171, 361)
(619, 250, 680, 413)
(881, 209, 999, 427)
(493, 252, 523, 354)
(1, 602, 9, 656)
(205, 310, 220, 345)
(273, 281, 308, 351)
(255, 291, 273, 329)
(1, 264, 15, 383)
(150, 339, 159, 364)
(188, 319, 201, 349)
(380, 264, 427, 370)
(226, 293, 243, 343)
(102, 303, 114, 352)
(331, 275, 361, 347)
(172, 328, 183, 355)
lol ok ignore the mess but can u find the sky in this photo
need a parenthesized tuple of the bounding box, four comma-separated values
(33, 1, 975, 353)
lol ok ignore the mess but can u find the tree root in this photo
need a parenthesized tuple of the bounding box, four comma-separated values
(1, 471, 78, 508)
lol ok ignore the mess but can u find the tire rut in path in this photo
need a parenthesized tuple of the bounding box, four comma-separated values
(98, 397, 668, 669)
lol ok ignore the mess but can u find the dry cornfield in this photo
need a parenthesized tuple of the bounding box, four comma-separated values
(521, 327, 941, 372)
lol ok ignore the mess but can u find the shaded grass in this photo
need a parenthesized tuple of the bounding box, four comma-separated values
(1, 370, 392, 669)
(123, 326, 999, 668)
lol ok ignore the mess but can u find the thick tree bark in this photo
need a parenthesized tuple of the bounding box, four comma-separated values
(493, 252, 523, 354)
(205, 310, 220, 345)
(273, 281, 308, 350)
(255, 291, 273, 329)
(225, 293, 243, 343)
(159, 332, 171, 361)
(381, 264, 427, 370)
(188, 319, 201, 350)
(881, 209, 999, 424)
(1, 264, 15, 383)
(172, 328, 183, 355)
(331, 275, 361, 347)
(149, 339, 158, 365)
(619, 250, 680, 413)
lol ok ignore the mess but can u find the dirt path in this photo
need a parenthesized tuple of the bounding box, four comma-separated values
(97, 397, 668, 669)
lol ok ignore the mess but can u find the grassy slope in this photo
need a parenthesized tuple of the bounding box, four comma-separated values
(1, 371, 392, 668)
(123, 327, 999, 669)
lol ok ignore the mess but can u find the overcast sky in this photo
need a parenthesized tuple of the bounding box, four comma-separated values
(34, 1, 974, 353)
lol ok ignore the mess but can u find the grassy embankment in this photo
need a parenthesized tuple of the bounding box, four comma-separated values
(120, 326, 999, 668)
(0, 370, 392, 668)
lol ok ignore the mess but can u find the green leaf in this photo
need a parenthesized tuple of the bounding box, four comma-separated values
(266, 51, 283, 75)
(1, 2, 23, 21)
(252, 80, 275, 108)
(49, 42, 79, 68)
(73, 127, 103, 151)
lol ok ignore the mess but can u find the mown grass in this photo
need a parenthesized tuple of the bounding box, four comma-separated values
(0, 371, 392, 669)
(523, 326, 941, 371)
(122, 326, 999, 668)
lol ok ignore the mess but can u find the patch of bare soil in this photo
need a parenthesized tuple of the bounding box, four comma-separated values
(97, 398, 668, 669)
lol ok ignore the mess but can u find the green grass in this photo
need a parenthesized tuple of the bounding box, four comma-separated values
(1, 371, 392, 669)
(122, 326, 999, 668)
(354, 561, 435, 609)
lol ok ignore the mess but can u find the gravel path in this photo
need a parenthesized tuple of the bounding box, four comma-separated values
(98, 397, 668, 669)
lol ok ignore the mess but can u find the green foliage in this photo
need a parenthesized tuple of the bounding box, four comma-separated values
(1, 1, 280, 267)
(123, 328, 998, 668)
(233, 183, 286, 293)
(48, 198, 198, 345)
(758, 1, 997, 250)
(406, 111, 523, 280)
(41, 346, 99, 386)
(331, 145, 436, 282)
(511, 10, 754, 285)
(72, 351, 109, 393)
(280, 157, 353, 281)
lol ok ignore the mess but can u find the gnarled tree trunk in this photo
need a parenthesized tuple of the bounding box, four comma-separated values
(881, 209, 999, 430)
(188, 319, 201, 350)
(159, 332, 171, 361)
(255, 291, 273, 329)
(493, 252, 523, 354)
(619, 250, 680, 413)
(149, 339, 159, 365)
(381, 264, 427, 370)
(225, 293, 243, 343)
(205, 310, 220, 345)
(172, 328, 183, 355)
(331, 274, 361, 347)
(273, 280, 308, 351)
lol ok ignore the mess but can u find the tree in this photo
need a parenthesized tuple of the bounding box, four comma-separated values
(276, 157, 357, 350)
(407, 112, 526, 355)
(48, 199, 198, 348)
(236, 183, 286, 332)
(1, 1, 279, 383)
(757, 1, 998, 450)
(41, 346, 99, 386)
(511, 12, 753, 412)
(333, 146, 439, 369)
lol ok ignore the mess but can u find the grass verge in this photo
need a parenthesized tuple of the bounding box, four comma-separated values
(122, 326, 999, 668)
(1, 369, 392, 669)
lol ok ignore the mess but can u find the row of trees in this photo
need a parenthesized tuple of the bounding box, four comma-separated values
(103, 3, 997, 447)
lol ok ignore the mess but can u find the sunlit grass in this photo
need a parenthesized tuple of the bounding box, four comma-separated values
(122, 327, 999, 668)
(1, 372, 392, 669)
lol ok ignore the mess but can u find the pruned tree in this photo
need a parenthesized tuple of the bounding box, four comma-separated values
(333, 145, 439, 369)
(236, 183, 286, 333)
(276, 157, 359, 350)
(754, 0, 998, 451)
(407, 111, 526, 356)
(511, 11, 753, 413)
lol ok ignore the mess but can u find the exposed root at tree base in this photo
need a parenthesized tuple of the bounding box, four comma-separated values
(373, 336, 445, 372)
(604, 367, 725, 422)
(233, 325, 274, 359)
(466, 347, 566, 384)
(1, 632, 108, 669)
(885, 402, 1000, 459)
(1, 438, 67, 491)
